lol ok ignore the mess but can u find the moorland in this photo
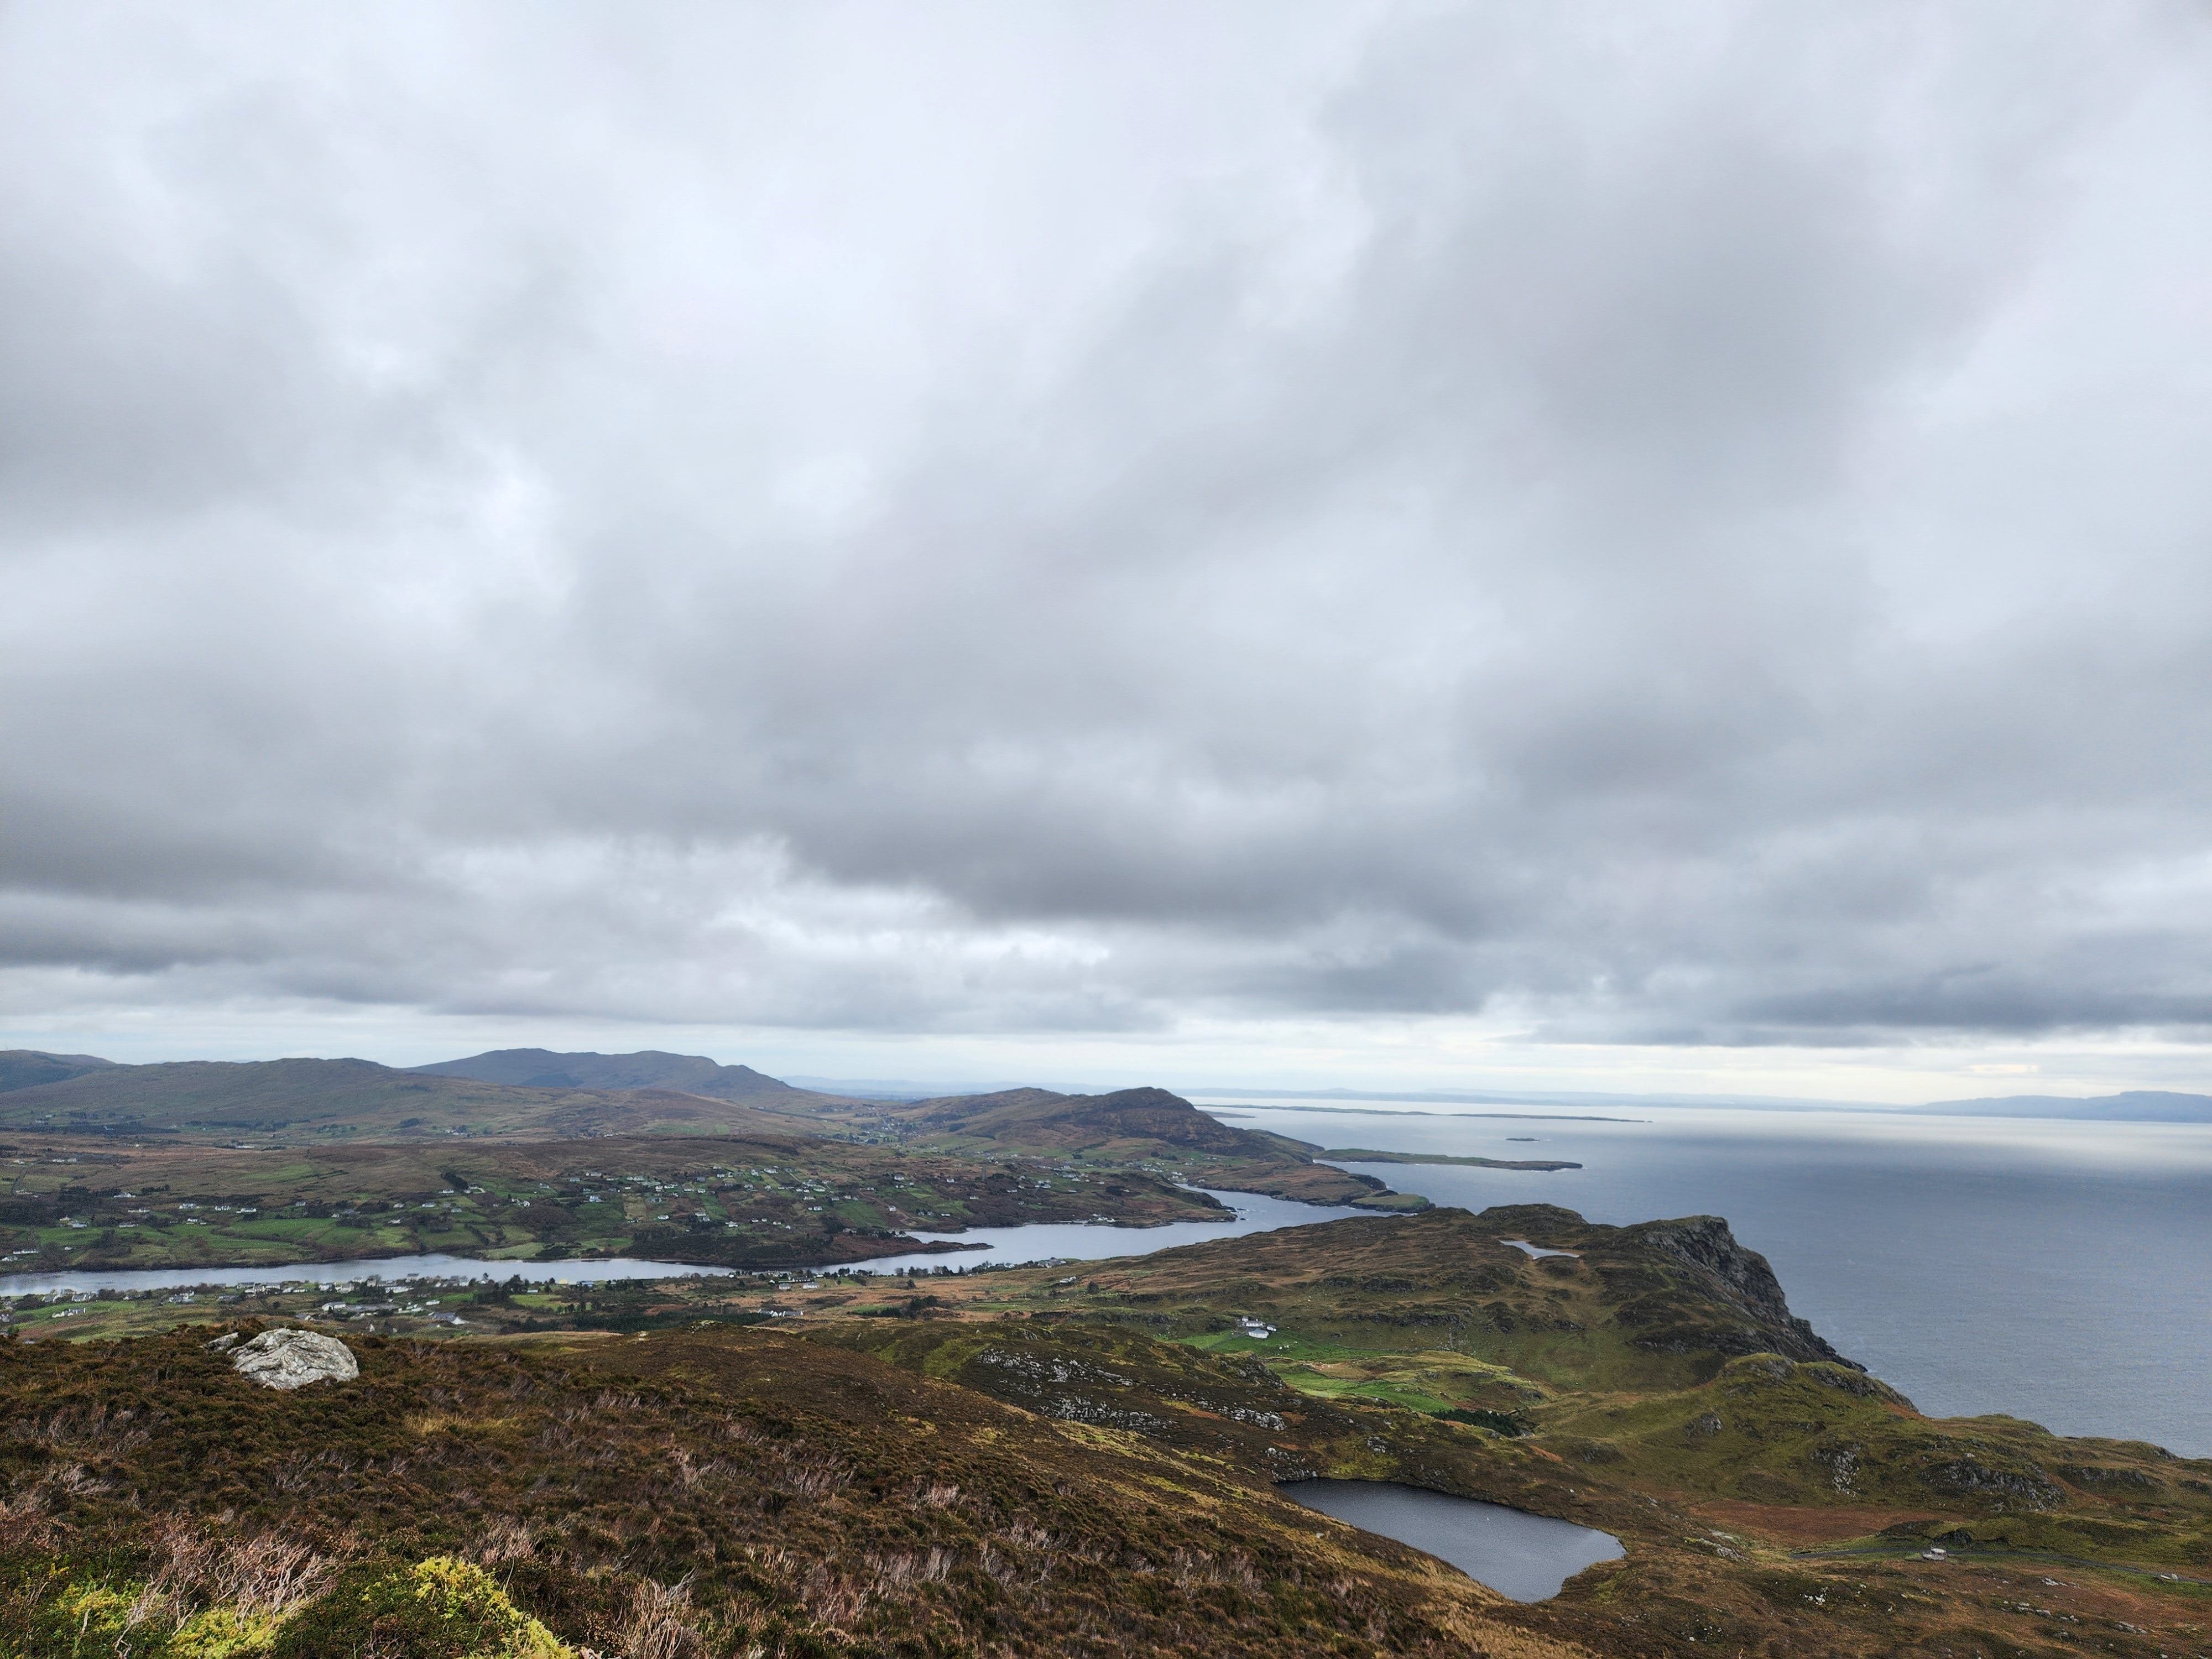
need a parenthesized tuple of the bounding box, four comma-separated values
(3, 1048, 2208, 1658)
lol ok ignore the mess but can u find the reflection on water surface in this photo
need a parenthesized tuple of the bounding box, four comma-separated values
(1282, 1479, 1622, 1601)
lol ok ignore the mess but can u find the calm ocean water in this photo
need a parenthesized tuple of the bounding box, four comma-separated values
(1199, 1099, 2212, 1458)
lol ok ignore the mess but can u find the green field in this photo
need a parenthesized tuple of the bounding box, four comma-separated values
(0, 1132, 1232, 1275)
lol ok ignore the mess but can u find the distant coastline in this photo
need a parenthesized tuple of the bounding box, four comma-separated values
(1318, 1147, 1583, 1172)
(1202, 1100, 1642, 1124)
(1198, 1087, 2212, 1125)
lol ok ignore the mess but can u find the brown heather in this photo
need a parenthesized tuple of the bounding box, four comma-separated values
(0, 1323, 1588, 1659)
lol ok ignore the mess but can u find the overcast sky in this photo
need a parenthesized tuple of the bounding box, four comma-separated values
(4, 3, 2210, 1099)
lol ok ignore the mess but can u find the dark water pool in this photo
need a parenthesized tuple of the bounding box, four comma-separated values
(1281, 1479, 1622, 1601)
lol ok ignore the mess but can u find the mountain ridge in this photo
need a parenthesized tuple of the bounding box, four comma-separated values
(407, 1046, 844, 1112)
(0, 1048, 118, 1094)
(12, 1046, 2200, 1128)
(884, 1083, 1423, 1209)
(0, 1054, 816, 1143)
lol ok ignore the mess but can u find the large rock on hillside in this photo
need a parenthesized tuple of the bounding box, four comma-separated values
(230, 1328, 358, 1390)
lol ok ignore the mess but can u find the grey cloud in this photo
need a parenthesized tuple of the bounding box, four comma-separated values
(4, 2, 2211, 1051)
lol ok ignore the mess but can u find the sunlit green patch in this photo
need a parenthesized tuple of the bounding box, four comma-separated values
(270, 1557, 571, 1659)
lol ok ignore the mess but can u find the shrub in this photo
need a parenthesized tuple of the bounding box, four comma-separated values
(168, 1606, 281, 1657)
(269, 1557, 571, 1659)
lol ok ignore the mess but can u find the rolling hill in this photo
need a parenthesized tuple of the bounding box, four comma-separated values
(409, 1047, 848, 1114)
(900, 1084, 1270, 1153)
(888, 1084, 1423, 1208)
(0, 1053, 807, 1143)
(0, 1048, 116, 1093)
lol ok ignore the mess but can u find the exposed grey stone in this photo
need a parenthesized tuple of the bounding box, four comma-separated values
(1804, 1360, 1915, 1409)
(230, 1327, 358, 1390)
(1924, 1455, 2063, 1511)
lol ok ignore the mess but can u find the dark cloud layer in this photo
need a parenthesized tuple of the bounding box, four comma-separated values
(5, 3, 2211, 1054)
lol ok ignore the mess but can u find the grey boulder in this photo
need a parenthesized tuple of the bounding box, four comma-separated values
(230, 1328, 358, 1390)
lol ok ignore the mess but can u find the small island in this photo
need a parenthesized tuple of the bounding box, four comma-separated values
(1319, 1146, 1583, 1171)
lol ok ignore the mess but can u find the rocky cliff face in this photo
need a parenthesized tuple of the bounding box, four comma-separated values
(1634, 1215, 1856, 1368)
(1474, 1203, 1856, 1369)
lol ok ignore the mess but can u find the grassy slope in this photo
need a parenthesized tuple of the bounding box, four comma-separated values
(0, 1058, 850, 1144)
(1058, 1202, 1851, 1388)
(1072, 1203, 2212, 1546)
(888, 1087, 1428, 1209)
(0, 1052, 115, 1094)
(0, 1324, 1590, 1659)
(806, 1206, 2212, 1656)
(407, 1047, 847, 1112)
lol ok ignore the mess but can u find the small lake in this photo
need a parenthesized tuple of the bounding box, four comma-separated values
(0, 1190, 1367, 1299)
(1282, 1480, 1622, 1601)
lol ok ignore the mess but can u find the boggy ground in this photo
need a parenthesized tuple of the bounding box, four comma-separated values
(0, 1323, 1589, 1659)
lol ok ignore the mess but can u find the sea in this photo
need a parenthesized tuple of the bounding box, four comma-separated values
(1196, 1098, 2212, 1459)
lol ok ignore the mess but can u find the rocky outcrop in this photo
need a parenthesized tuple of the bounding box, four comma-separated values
(230, 1328, 358, 1390)
(1923, 1454, 2064, 1511)
(1375, 1203, 1861, 1369)
(1803, 1360, 1912, 1407)
(1633, 1216, 1858, 1368)
(2059, 1462, 2166, 1492)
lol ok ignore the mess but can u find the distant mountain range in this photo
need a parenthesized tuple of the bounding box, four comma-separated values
(408, 1047, 822, 1106)
(1198, 1084, 1886, 1112)
(0, 1048, 1406, 1206)
(1206, 1083, 2212, 1123)
(0, 1047, 853, 1142)
(3, 1047, 2206, 1132)
(1907, 1090, 2212, 1123)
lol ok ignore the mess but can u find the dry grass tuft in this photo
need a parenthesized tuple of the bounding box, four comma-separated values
(612, 1575, 705, 1659)
(144, 1512, 335, 1619)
